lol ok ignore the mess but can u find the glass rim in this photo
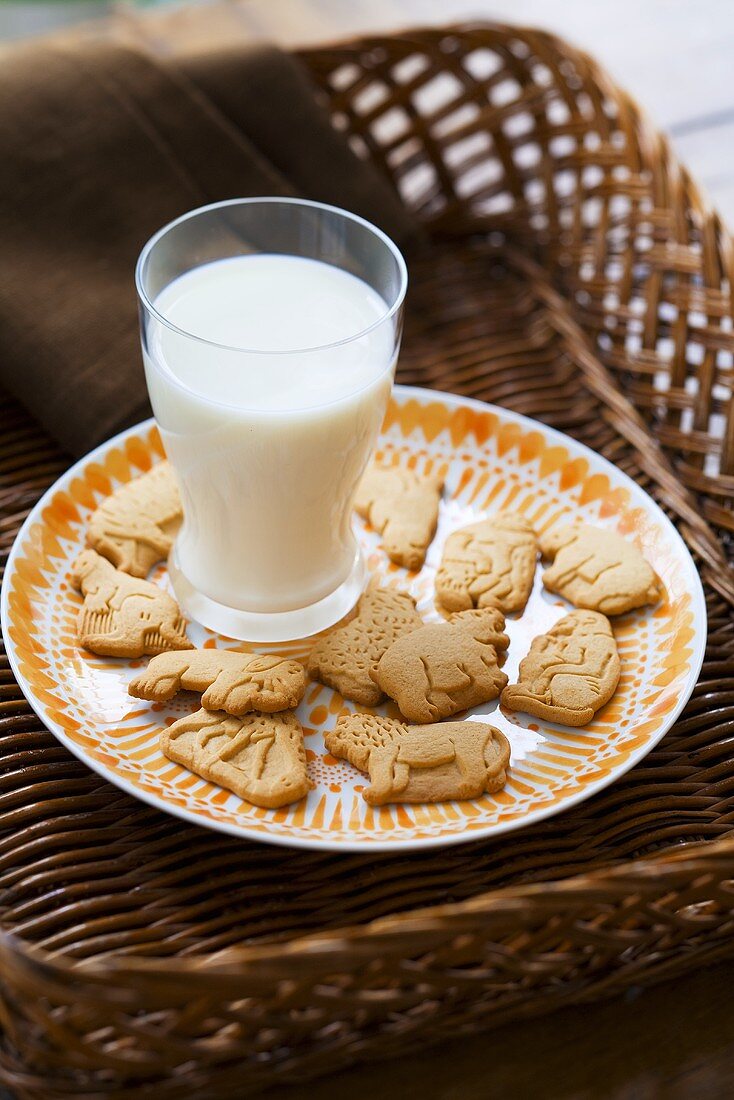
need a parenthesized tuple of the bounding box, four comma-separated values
(135, 196, 408, 356)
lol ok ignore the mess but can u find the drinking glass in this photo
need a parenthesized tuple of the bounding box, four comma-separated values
(136, 197, 407, 641)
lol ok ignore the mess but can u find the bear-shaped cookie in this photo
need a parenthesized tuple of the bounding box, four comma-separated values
(372, 607, 509, 722)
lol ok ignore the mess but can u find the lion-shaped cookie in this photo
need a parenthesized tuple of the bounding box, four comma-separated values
(540, 524, 660, 615)
(325, 714, 510, 805)
(435, 513, 537, 616)
(355, 462, 444, 570)
(501, 610, 620, 726)
(161, 708, 312, 808)
(71, 549, 191, 657)
(129, 648, 307, 715)
(307, 586, 422, 706)
(372, 608, 509, 723)
(87, 461, 182, 578)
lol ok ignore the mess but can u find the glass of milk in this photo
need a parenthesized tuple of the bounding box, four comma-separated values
(136, 198, 407, 641)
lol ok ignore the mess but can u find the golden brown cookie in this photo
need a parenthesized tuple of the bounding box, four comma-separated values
(161, 708, 312, 808)
(372, 608, 509, 723)
(434, 513, 537, 616)
(87, 461, 182, 577)
(307, 586, 422, 706)
(129, 649, 307, 715)
(501, 610, 620, 726)
(540, 524, 660, 615)
(71, 548, 192, 658)
(325, 714, 510, 805)
(354, 462, 444, 570)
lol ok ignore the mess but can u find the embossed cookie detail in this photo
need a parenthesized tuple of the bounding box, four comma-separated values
(355, 463, 444, 570)
(435, 513, 537, 616)
(501, 610, 620, 726)
(161, 708, 312, 808)
(87, 461, 182, 577)
(129, 649, 307, 714)
(373, 608, 509, 723)
(71, 549, 192, 658)
(540, 524, 660, 614)
(325, 714, 510, 805)
(307, 587, 422, 706)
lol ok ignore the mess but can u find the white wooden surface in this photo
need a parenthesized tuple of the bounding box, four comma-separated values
(1, 0, 733, 223)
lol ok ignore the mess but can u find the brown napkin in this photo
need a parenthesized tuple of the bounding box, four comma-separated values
(0, 42, 417, 456)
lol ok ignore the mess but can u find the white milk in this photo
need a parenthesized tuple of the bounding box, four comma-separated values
(143, 254, 396, 613)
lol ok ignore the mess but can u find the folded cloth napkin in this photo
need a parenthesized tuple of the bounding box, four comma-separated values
(0, 42, 417, 456)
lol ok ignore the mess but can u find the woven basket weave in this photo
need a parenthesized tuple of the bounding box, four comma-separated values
(2, 22, 734, 1099)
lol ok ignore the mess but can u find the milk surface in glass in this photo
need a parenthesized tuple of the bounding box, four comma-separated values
(143, 253, 395, 613)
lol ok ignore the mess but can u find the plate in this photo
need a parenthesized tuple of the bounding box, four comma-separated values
(1, 386, 706, 851)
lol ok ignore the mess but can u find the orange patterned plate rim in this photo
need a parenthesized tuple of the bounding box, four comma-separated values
(1, 386, 707, 851)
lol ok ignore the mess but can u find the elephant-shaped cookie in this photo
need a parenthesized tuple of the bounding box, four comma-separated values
(129, 648, 307, 715)
(501, 610, 620, 726)
(372, 607, 509, 722)
(325, 713, 510, 805)
(71, 549, 191, 657)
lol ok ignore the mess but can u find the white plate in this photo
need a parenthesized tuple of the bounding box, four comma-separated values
(1, 386, 706, 851)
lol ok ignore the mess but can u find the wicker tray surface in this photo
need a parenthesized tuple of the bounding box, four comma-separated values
(1, 21, 734, 1099)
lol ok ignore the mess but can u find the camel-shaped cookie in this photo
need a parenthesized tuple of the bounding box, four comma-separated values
(87, 461, 182, 577)
(161, 708, 312, 808)
(501, 610, 620, 726)
(540, 524, 660, 615)
(71, 549, 191, 657)
(326, 714, 510, 805)
(307, 586, 422, 706)
(435, 512, 537, 616)
(355, 462, 444, 570)
(129, 648, 307, 715)
(372, 608, 509, 722)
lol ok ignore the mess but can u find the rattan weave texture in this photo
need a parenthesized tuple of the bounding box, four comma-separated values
(1, 22, 734, 1099)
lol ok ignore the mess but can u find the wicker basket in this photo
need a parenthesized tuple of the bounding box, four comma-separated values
(2, 21, 734, 1099)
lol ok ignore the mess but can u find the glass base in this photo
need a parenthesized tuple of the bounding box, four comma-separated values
(168, 546, 367, 643)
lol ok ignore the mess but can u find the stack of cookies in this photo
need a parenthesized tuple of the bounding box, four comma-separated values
(71, 457, 661, 811)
